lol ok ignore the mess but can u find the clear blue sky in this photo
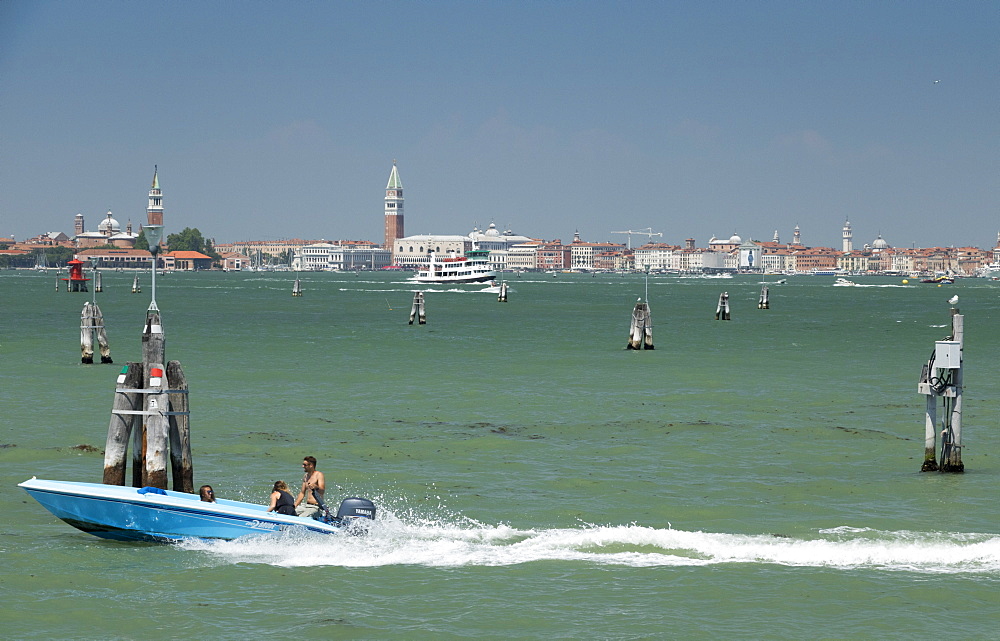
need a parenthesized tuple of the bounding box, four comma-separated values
(2, 1, 997, 249)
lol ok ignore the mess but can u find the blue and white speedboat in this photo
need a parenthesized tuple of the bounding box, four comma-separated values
(19, 478, 376, 543)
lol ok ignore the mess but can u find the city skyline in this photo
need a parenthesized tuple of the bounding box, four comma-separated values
(3, 2, 997, 249)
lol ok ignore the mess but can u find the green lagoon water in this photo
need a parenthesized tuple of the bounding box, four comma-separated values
(1, 269, 997, 639)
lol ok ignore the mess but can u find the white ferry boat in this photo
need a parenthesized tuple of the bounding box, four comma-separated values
(411, 249, 496, 284)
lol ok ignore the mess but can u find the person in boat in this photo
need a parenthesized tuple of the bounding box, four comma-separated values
(198, 485, 215, 502)
(294, 456, 325, 518)
(267, 480, 297, 516)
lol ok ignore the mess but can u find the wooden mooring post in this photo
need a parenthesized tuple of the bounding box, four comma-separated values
(917, 307, 964, 473)
(132, 273, 141, 293)
(409, 291, 426, 324)
(626, 299, 654, 350)
(80, 301, 113, 364)
(166, 360, 193, 493)
(498, 281, 508, 302)
(715, 292, 731, 320)
(104, 311, 192, 490)
(103, 363, 142, 485)
(292, 276, 303, 296)
(94, 269, 103, 293)
(758, 285, 769, 309)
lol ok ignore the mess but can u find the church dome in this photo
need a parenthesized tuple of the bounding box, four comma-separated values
(872, 234, 889, 250)
(728, 234, 742, 244)
(97, 210, 120, 234)
(484, 222, 501, 237)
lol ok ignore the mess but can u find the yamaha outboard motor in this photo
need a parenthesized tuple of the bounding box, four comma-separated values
(335, 497, 376, 533)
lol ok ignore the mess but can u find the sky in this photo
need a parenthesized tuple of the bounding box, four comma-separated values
(2, 1, 997, 249)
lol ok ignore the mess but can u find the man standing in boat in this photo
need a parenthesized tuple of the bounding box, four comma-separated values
(294, 456, 325, 518)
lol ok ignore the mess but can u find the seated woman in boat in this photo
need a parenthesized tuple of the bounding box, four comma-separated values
(199, 485, 216, 502)
(267, 480, 297, 516)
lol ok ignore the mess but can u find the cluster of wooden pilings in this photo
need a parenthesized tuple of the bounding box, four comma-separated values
(292, 276, 303, 296)
(715, 292, 731, 320)
(103, 312, 192, 491)
(409, 292, 426, 324)
(918, 308, 965, 473)
(626, 299, 654, 350)
(80, 301, 112, 364)
(758, 285, 769, 309)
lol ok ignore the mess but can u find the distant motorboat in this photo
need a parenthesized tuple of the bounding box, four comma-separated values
(833, 278, 857, 287)
(479, 280, 503, 293)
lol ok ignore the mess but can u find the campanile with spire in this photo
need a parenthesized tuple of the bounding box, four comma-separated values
(384, 160, 404, 250)
(147, 166, 163, 226)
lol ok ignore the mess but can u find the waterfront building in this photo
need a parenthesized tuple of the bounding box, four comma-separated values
(534, 241, 565, 271)
(75, 247, 151, 268)
(791, 247, 840, 272)
(507, 243, 541, 271)
(217, 251, 247, 271)
(633, 243, 677, 271)
(838, 250, 872, 273)
(216, 239, 325, 261)
(887, 248, 917, 274)
(757, 243, 795, 273)
(956, 246, 987, 275)
(162, 251, 213, 271)
(392, 234, 469, 268)
(293, 242, 391, 271)
(384, 161, 404, 250)
(74, 247, 209, 271)
(568, 231, 625, 270)
(738, 239, 763, 271)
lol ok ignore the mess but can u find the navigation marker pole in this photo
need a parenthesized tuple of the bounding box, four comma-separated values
(917, 307, 965, 473)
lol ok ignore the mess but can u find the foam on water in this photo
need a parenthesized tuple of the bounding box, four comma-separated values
(179, 507, 1000, 573)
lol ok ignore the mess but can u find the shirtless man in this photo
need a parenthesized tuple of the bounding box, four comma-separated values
(294, 455, 326, 518)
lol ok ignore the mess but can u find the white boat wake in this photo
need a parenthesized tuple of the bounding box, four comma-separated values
(180, 513, 1000, 573)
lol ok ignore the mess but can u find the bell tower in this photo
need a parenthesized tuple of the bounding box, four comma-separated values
(384, 160, 404, 250)
(842, 219, 853, 253)
(147, 166, 163, 226)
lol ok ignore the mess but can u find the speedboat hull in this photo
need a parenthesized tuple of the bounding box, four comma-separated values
(20, 478, 347, 542)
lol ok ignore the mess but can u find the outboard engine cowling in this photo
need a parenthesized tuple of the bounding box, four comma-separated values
(336, 497, 376, 532)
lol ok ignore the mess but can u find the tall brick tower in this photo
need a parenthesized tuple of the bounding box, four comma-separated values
(147, 166, 163, 226)
(384, 160, 404, 250)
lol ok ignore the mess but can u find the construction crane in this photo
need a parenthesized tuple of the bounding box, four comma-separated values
(610, 228, 663, 250)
